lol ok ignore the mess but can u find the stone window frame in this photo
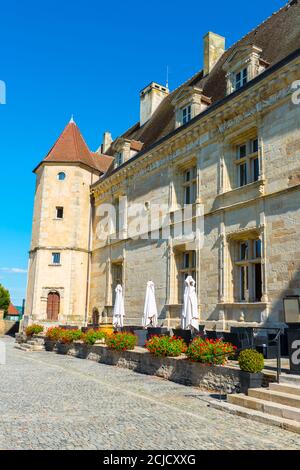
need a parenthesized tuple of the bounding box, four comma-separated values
(223, 45, 268, 96)
(235, 137, 259, 188)
(51, 252, 61, 265)
(227, 230, 263, 304)
(182, 166, 197, 205)
(172, 245, 197, 305)
(221, 127, 263, 193)
(235, 67, 248, 91)
(115, 151, 123, 168)
(182, 105, 192, 125)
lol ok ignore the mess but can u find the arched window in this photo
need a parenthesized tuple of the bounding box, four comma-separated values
(47, 291, 60, 321)
(57, 172, 66, 181)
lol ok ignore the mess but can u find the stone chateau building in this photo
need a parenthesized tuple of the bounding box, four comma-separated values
(25, 1, 300, 330)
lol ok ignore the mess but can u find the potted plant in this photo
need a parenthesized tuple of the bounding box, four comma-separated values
(238, 349, 264, 394)
(45, 326, 62, 351)
(25, 324, 44, 338)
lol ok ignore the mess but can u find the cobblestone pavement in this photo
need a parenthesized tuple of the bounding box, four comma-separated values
(1, 336, 300, 450)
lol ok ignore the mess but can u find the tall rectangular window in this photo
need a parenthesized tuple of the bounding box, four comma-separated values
(115, 152, 123, 167)
(183, 167, 197, 204)
(179, 251, 196, 302)
(234, 238, 262, 302)
(235, 137, 260, 187)
(56, 207, 64, 219)
(182, 105, 192, 125)
(235, 68, 248, 90)
(52, 253, 61, 265)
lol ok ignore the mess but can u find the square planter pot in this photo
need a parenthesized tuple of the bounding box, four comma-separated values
(57, 343, 72, 355)
(134, 329, 148, 347)
(147, 327, 170, 341)
(172, 329, 192, 345)
(45, 340, 56, 352)
(239, 370, 263, 394)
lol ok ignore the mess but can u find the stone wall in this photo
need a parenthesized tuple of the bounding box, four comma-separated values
(47, 341, 241, 394)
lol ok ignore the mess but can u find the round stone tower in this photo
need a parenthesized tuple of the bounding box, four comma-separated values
(24, 119, 112, 327)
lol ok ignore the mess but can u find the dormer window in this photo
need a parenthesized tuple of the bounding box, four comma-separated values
(223, 45, 269, 96)
(172, 86, 211, 129)
(182, 105, 192, 125)
(235, 67, 248, 90)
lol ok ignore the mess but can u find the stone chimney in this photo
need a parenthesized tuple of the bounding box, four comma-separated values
(140, 82, 169, 127)
(102, 131, 113, 154)
(203, 32, 225, 76)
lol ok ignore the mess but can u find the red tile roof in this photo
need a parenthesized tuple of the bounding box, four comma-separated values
(8, 303, 20, 316)
(35, 120, 113, 174)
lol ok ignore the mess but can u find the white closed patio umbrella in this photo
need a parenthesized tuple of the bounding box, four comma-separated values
(143, 281, 158, 328)
(113, 284, 125, 328)
(181, 276, 199, 331)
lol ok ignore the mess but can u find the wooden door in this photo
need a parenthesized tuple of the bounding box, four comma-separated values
(47, 292, 60, 321)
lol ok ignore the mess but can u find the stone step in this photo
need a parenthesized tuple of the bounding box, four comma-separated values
(15, 343, 44, 352)
(212, 399, 300, 434)
(269, 382, 300, 396)
(280, 374, 300, 386)
(228, 394, 300, 422)
(248, 388, 300, 409)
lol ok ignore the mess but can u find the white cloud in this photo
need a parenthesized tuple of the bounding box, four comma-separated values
(0, 267, 27, 274)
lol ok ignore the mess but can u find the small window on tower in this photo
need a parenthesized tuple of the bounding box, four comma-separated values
(52, 253, 61, 265)
(56, 207, 64, 219)
(57, 172, 66, 181)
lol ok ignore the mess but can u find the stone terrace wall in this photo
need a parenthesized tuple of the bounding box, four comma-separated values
(46, 341, 241, 394)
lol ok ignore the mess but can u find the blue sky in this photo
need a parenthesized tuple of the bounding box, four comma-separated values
(0, 0, 285, 305)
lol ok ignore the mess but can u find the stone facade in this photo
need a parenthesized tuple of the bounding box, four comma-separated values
(25, 163, 99, 326)
(90, 57, 300, 329)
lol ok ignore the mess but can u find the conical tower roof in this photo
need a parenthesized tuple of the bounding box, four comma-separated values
(34, 119, 114, 173)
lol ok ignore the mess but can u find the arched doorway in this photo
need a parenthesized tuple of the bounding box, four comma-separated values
(47, 292, 60, 321)
(92, 308, 100, 327)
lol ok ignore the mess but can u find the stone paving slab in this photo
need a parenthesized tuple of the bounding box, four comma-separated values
(0, 336, 300, 450)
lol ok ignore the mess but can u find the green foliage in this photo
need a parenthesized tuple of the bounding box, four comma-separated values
(186, 338, 236, 365)
(0, 284, 10, 312)
(59, 329, 83, 344)
(146, 335, 187, 357)
(45, 327, 82, 344)
(238, 349, 264, 373)
(105, 332, 137, 351)
(25, 324, 44, 337)
(82, 329, 106, 345)
(45, 327, 62, 341)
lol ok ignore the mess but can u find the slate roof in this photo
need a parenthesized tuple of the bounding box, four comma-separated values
(107, 1, 300, 155)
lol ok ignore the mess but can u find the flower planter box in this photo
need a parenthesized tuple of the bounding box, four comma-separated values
(239, 371, 263, 394)
(134, 329, 148, 347)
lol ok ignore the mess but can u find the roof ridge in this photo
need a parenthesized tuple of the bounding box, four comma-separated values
(223, 2, 290, 54)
